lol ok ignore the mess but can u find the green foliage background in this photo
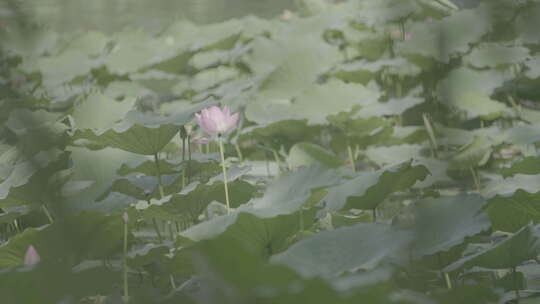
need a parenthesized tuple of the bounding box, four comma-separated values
(2, 0, 540, 303)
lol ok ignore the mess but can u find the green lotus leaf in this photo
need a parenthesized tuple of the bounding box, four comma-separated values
(465, 43, 529, 69)
(525, 56, 540, 79)
(271, 222, 411, 278)
(499, 156, 540, 178)
(287, 142, 343, 169)
(449, 136, 493, 169)
(181, 165, 343, 241)
(364, 144, 424, 167)
(71, 92, 135, 131)
(482, 174, 540, 199)
(397, 8, 491, 62)
(485, 190, 540, 233)
(444, 224, 540, 272)
(407, 194, 490, 258)
(140, 180, 257, 222)
(117, 159, 180, 176)
(0, 149, 68, 208)
(516, 4, 540, 45)
(323, 160, 429, 211)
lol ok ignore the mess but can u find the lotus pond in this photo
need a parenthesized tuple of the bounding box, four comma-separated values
(2, 0, 540, 303)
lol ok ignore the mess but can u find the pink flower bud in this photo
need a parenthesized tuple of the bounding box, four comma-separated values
(24, 245, 40, 266)
(195, 105, 240, 138)
(122, 212, 129, 223)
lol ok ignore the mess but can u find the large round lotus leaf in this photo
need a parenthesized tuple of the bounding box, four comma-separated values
(0, 211, 123, 268)
(499, 156, 540, 177)
(6, 108, 66, 136)
(71, 93, 135, 131)
(323, 160, 429, 211)
(397, 8, 491, 62)
(503, 125, 540, 145)
(437, 67, 512, 120)
(19, 48, 102, 88)
(464, 43, 529, 69)
(181, 165, 343, 241)
(356, 97, 424, 118)
(140, 180, 257, 222)
(449, 135, 493, 169)
(244, 13, 344, 102)
(485, 190, 540, 233)
(66, 147, 143, 204)
(239, 120, 321, 151)
(331, 58, 421, 84)
(482, 173, 540, 199)
(190, 66, 240, 92)
(287, 142, 343, 169)
(445, 224, 540, 272)
(128, 70, 182, 94)
(525, 56, 540, 79)
(104, 29, 180, 75)
(271, 223, 412, 278)
(0, 27, 60, 57)
(77, 123, 181, 155)
(408, 194, 490, 258)
(0, 150, 68, 208)
(183, 231, 407, 303)
(357, 0, 422, 26)
(364, 144, 424, 167)
(217, 210, 314, 258)
(516, 4, 540, 45)
(74, 101, 213, 155)
(246, 80, 380, 125)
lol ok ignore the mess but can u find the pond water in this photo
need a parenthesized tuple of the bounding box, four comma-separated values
(1, 0, 293, 33)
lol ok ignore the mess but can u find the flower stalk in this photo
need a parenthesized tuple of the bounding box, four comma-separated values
(218, 137, 231, 214)
(153, 153, 165, 198)
(122, 213, 129, 304)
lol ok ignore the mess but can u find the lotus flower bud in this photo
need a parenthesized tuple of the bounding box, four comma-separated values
(24, 245, 40, 266)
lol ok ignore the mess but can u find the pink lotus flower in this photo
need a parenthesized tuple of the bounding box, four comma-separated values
(24, 245, 40, 266)
(122, 212, 129, 223)
(195, 105, 240, 138)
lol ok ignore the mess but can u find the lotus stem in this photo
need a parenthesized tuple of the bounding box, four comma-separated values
(444, 272, 453, 290)
(272, 149, 282, 176)
(235, 142, 244, 163)
(187, 135, 192, 185)
(513, 266, 521, 303)
(263, 152, 270, 177)
(123, 217, 129, 303)
(422, 113, 438, 158)
(152, 218, 163, 243)
(181, 134, 186, 189)
(347, 142, 356, 172)
(153, 153, 165, 198)
(218, 138, 231, 214)
(42, 204, 54, 224)
(469, 167, 480, 191)
(168, 221, 174, 241)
